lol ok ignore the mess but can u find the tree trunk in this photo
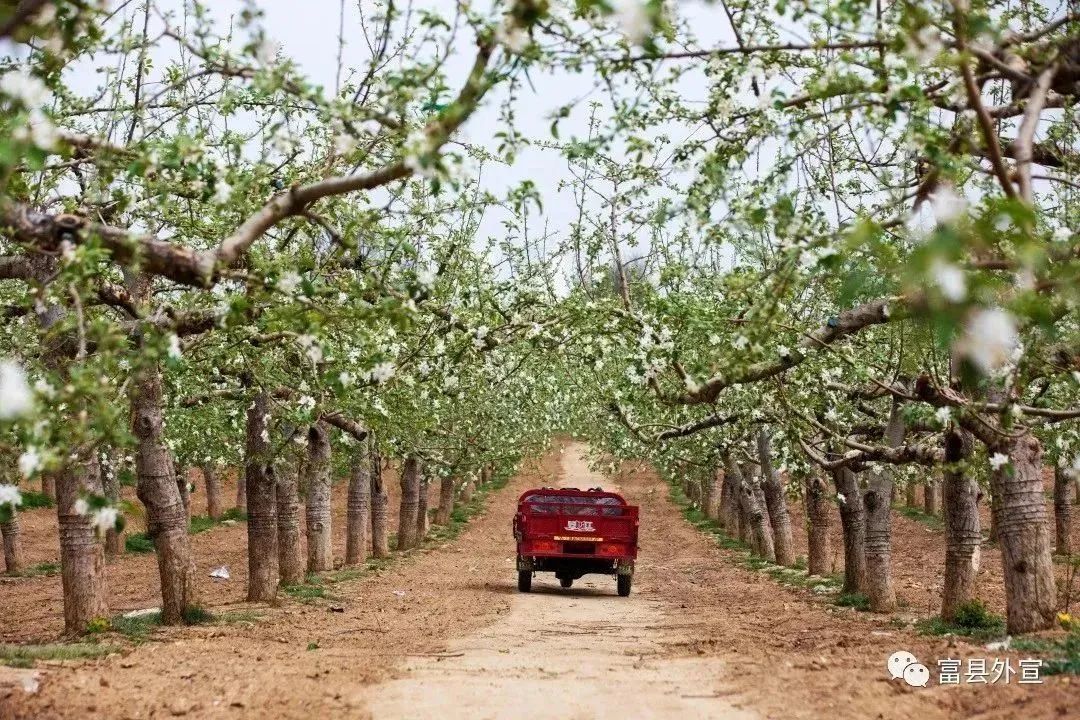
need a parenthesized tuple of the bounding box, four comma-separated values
(275, 454, 304, 587)
(132, 368, 197, 625)
(720, 454, 741, 532)
(304, 422, 333, 573)
(988, 486, 1001, 543)
(863, 394, 905, 612)
(832, 465, 866, 595)
(345, 443, 371, 565)
(32, 253, 107, 634)
(905, 480, 918, 508)
(863, 473, 896, 611)
(1054, 466, 1073, 556)
(435, 475, 454, 526)
(924, 478, 940, 516)
(717, 467, 730, 529)
(460, 476, 474, 505)
(941, 426, 981, 621)
(754, 481, 774, 549)
(739, 476, 775, 562)
(370, 447, 389, 558)
(804, 470, 832, 576)
(685, 476, 700, 506)
(40, 473, 56, 502)
(57, 457, 108, 635)
(176, 465, 191, 522)
(101, 456, 122, 558)
(202, 464, 222, 520)
(396, 457, 420, 550)
(703, 466, 721, 520)
(1, 513, 22, 574)
(236, 464, 247, 510)
(990, 432, 1057, 633)
(757, 430, 794, 566)
(415, 471, 430, 541)
(245, 391, 277, 602)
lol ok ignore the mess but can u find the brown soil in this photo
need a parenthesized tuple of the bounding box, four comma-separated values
(0, 443, 1076, 719)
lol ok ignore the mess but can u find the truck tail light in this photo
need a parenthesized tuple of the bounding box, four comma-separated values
(598, 543, 624, 556)
(531, 540, 559, 553)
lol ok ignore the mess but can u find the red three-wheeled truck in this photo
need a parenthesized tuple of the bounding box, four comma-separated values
(513, 487, 640, 596)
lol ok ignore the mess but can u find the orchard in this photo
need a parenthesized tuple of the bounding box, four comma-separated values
(0, 1, 1077, 718)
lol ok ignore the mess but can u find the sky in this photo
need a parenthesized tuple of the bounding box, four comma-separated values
(196, 0, 739, 282)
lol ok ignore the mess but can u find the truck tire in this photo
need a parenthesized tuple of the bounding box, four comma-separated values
(617, 574, 631, 597)
(518, 570, 532, 593)
(559, 577, 573, 589)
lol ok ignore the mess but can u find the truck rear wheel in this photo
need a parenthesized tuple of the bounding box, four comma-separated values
(559, 577, 573, 589)
(617, 574, 631, 597)
(518, 570, 532, 593)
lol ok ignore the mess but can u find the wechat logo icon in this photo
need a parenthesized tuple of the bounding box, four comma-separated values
(888, 650, 930, 688)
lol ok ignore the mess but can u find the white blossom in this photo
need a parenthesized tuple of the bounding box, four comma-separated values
(935, 406, 952, 425)
(416, 267, 436, 288)
(255, 37, 281, 66)
(338, 371, 353, 387)
(90, 506, 120, 535)
(905, 25, 943, 64)
(930, 260, 967, 302)
(1014, 267, 1037, 291)
(33, 379, 54, 399)
(166, 334, 182, 360)
(954, 308, 1018, 375)
(777, 345, 791, 358)
(495, 18, 530, 54)
(836, 492, 846, 505)
(0, 360, 34, 419)
(0, 484, 22, 508)
(369, 361, 396, 384)
(213, 180, 233, 205)
(733, 334, 749, 350)
(15, 109, 59, 149)
(333, 131, 357, 155)
(0, 69, 50, 108)
(74, 497, 89, 516)
(403, 130, 437, 179)
(296, 334, 323, 364)
(33, 4, 57, 25)
(930, 185, 967, 224)
(473, 325, 490, 350)
(278, 271, 301, 294)
(989, 453, 1010, 471)
(270, 126, 297, 155)
(613, 0, 651, 45)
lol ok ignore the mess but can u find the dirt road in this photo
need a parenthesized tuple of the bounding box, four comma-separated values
(2, 442, 1075, 719)
(366, 444, 754, 719)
